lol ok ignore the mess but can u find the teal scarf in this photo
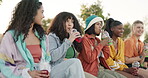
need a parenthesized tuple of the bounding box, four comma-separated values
(9, 30, 51, 70)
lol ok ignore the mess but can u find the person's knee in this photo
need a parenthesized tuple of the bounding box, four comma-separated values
(84, 72, 97, 78)
(98, 71, 116, 78)
(138, 68, 148, 77)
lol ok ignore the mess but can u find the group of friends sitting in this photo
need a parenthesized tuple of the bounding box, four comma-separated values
(0, 0, 148, 78)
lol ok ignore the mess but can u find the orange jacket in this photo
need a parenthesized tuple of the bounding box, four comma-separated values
(78, 34, 110, 76)
(124, 35, 144, 57)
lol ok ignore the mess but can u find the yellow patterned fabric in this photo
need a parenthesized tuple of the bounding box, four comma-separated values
(106, 38, 128, 70)
(0, 53, 15, 64)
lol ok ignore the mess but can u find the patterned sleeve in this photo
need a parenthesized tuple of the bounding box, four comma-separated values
(0, 32, 28, 78)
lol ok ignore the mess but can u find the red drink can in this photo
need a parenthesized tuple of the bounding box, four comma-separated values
(41, 70, 49, 78)
(75, 37, 82, 43)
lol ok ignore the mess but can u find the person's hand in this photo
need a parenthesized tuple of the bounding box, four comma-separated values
(41, 70, 50, 78)
(124, 67, 138, 76)
(100, 37, 109, 46)
(28, 70, 50, 78)
(64, 58, 68, 60)
(68, 29, 81, 43)
(143, 62, 148, 68)
(140, 52, 145, 60)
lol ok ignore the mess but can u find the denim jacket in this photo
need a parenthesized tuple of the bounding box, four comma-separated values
(48, 33, 73, 66)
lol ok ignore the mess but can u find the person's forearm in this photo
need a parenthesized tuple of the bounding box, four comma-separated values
(125, 56, 141, 64)
(49, 39, 72, 62)
(140, 58, 145, 64)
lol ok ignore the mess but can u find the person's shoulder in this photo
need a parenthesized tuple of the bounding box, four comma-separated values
(48, 32, 54, 35)
(83, 34, 90, 39)
(47, 33, 59, 40)
(124, 37, 134, 45)
(4, 31, 14, 37)
(82, 34, 89, 40)
(81, 34, 92, 44)
(124, 37, 132, 42)
(48, 33, 56, 37)
(1, 31, 15, 43)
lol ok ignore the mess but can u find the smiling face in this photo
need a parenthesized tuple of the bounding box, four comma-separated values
(111, 24, 124, 37)
(34, 5, 44, 25)
(65, 18, 74, 33)
(132, 23, 144, 37)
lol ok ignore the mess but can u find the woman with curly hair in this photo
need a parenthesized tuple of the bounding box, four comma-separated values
(47, 12, 86, 78)
(0, 0, 50, 78)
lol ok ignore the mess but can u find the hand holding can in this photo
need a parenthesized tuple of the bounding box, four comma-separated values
(39, 61, 51, 78)
(101, 30, 112, 45)
(72, 29, 82, 43)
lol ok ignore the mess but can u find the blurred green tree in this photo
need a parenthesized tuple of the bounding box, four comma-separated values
(79, 0, 132, 39)
(143, 16, 148, 43)
(122, 22, 131, 40)
(144, 32, 148, 43)
(42, 18, 52, 32)
(79, 0, 110, 21)
(0, 0, 2, 4)
(79, 0, 110, 32)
